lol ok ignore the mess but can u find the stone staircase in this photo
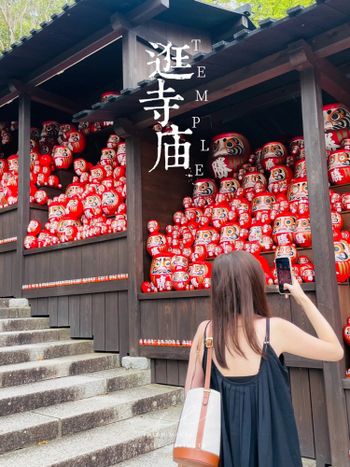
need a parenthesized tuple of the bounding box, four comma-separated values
(0, 301, 183, 466)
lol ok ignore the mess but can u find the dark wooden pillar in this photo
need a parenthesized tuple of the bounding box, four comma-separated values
(122, 30, 140, 90)
(300, 67, 349, 466)
(126, 136, 143, 356)
(16, 93, 31, 297)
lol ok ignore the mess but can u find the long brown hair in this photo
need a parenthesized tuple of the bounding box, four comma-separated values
(211, 251, 271, 368)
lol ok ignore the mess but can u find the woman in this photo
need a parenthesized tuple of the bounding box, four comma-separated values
(184, 251, 343, 467)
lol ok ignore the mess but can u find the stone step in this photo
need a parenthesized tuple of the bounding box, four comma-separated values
(0, 328, 71, 347)
(0, 339, 94, 366)
(0, 368, 151, 416)
(0, 352, 120, 388)
(0, 405, 181, 467)
(118, 444, 176, 466)
(0, 307, 31, 319)
(0, 317, 49, 332)
(0, 384, 183, 454)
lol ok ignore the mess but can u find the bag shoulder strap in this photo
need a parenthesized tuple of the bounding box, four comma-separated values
(204, 321, 213, 391)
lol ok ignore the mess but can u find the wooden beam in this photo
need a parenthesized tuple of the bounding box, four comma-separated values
(205, 82, 300, 126)
(300, 67, 349, 467)
(126, 136, 143, 356)
(127, 0, 169, 26)
(311, 21, 350, 59)
(9, 80, 78, 114)
(289, 40, 350, 108)
(16, 94, 31, 298)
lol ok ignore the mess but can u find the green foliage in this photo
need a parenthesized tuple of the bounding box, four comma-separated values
(205, 0, 315, 22)
(0, 0, 72, 51)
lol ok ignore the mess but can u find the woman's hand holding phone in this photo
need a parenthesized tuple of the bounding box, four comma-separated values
(283, 275, 307, 305)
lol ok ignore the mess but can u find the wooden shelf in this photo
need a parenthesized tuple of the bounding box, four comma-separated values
(23, 279, 128, 299)
(330, 183, 350, 194)
(139, 346, 190, 360)
(0, 205, 17, 214)
(138, 283, 316, 300)
(23, 231, 127, 255)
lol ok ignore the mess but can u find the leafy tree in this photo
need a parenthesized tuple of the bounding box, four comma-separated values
(205, 0, 315, 22)
(0, 0, 72, 51)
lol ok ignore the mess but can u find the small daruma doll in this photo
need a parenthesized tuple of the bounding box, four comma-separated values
(289, 137, 305, 164)
(287, 177, 309, 215)
(74, 158, 89, 177)
(275, 244, 298, 264)
(27, 220, 41, 237)
(293, 216, 312, 248)
(261, 142, 287, 171)
(251, 192, 276, 222)
(268, 166, 293, 194)
(53, 146, 73, 169)
(146, 232, 167, 257)
(65, 130, 86, 154)
(150, 253, 172, 291)
(219, 177, 240, 201)
(171, 270, 190, 291)
(334, 239, 350, 282)
(210, 132, 251, 180)
(328, 149, 350, 185)
(188, 261, 212, 289)
(101, 190, 120, 216)
(211, 202, 231, 228)
(220, 223, 241, 251)
(272, 213, 296, 246)
(323, 103, 350, 151)
(193, 178, 217, 207)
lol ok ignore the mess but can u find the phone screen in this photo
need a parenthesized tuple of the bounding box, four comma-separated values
(275, 256, 292, 294)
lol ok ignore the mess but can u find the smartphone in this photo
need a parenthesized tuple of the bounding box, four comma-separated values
(275, 256, 292, 294)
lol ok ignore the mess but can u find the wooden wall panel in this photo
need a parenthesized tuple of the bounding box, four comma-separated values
(290, 368, 315, 459)
(68, 295, 80, 337)
(29, 290, 127, 354)
(23, 235, 127, 285)
(309, 369, 331, 465)
(0, 250, 17, 297)
(0, 208, 18, 238)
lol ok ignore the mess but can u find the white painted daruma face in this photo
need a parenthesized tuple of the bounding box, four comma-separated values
(323, 104, 350, 131)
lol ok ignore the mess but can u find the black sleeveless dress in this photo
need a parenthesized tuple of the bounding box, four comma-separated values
(202, 318, 302, 467)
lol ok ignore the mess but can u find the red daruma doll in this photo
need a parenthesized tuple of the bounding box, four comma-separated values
(188, 261, 212, 289)
(52, 146, 73, 169)
(334, 239, 350, 282)
(210, 132, 251, 180)
(150, 253, 172, 291)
